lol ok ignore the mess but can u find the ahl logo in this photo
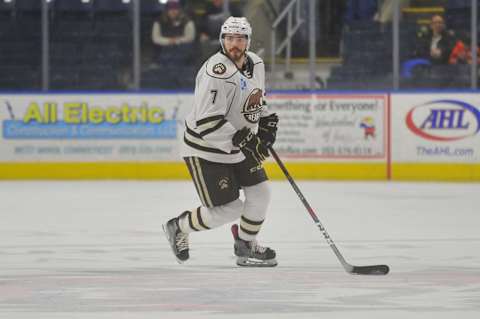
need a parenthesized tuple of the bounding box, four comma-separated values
(242, 88, 263, 123)
(405, 99, 480, 141)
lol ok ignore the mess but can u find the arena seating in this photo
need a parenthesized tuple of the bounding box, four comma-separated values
(328, 1, 474, 90)
(0, 0, 198, 91)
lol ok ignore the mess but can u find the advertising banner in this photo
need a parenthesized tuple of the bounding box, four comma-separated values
(268, 93, 388, 161)
(391, 93, 480, 163)
(0, 94, 192, 162)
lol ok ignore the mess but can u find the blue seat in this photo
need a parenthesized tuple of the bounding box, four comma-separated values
(401, 58, 431, 78)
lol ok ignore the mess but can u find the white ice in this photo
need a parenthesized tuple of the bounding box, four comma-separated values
(0, 180, 479, 319)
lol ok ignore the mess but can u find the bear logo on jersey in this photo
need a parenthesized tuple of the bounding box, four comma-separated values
(242, 88, 263, 123)
(212, 63, 226, 75)
(218, 177, 230, 190)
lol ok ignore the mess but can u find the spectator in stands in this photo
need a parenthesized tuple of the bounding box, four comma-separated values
(413, 14, 454, 65)
(197, 0, 242, 61)
(449, 32, 480, 65)
(151, 0, 196, 65)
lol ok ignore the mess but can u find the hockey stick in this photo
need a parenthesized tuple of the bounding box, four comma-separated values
(269, 147, 390, 275)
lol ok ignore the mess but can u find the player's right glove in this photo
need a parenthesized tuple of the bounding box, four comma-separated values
(257, 113, 279, 147)
(232, 127, 269, 164)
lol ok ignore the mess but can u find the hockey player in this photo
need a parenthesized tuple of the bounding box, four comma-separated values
(163, 16, 279, 267)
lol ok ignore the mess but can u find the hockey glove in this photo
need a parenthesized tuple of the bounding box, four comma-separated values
(232, 127, 269, 164)
(257, 113, 279, 147)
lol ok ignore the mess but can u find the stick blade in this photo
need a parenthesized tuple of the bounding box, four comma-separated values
(350, 264, 390, 275)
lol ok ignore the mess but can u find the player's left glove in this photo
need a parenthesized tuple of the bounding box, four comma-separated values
(257, 113, 279, 147)
(232, 127, 269, 164)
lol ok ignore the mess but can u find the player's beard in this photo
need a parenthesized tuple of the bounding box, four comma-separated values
(228, 47, 245, 64)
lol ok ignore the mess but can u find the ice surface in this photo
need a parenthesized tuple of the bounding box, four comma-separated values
(0, 180, 479, 319)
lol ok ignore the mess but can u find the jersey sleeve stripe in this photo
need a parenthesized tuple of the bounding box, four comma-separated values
(185, 122, 240, 155)
(196, 115, 225, 126)
(186, 125, 203, 139)
(199, 119, 227, 137)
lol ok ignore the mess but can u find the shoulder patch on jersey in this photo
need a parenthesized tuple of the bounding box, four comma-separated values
(212, 63, 226, 75)
(205, 52, 238, 79)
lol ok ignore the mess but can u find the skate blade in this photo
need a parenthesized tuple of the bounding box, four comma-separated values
(162, 224, 184, 265)
(236, 256, 277, 267)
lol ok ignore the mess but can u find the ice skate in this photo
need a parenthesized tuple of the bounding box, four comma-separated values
(231, 224, 277, 267)
(163, 217, 189, 263)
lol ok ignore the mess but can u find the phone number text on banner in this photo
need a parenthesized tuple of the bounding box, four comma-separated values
(268, 94, 388, 161)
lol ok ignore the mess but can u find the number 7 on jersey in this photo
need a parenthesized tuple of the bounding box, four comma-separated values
(210, 90, 218, 104)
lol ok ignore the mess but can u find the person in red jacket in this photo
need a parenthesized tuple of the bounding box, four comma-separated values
(449, 33, 480, 64)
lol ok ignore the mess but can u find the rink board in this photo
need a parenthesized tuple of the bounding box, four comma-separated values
(0, 162, 387, 180)
(0, 92, 479, 181)
(1, 162, 478, 181)
(391, 93, 480, 181)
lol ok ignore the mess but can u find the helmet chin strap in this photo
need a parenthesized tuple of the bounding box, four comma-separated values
(220, 38, 226, 54)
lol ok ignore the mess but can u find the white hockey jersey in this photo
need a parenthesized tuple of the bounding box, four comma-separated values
(182, 51, 269, 163)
